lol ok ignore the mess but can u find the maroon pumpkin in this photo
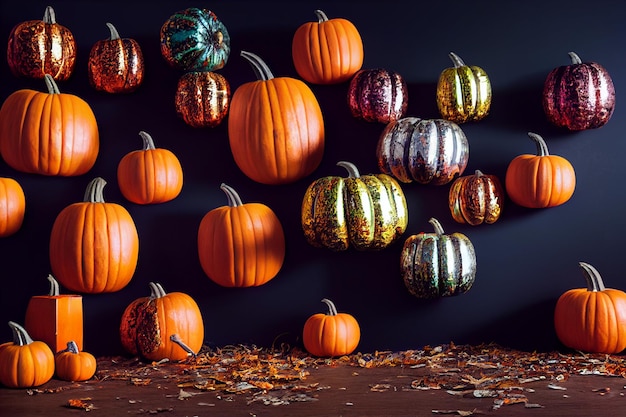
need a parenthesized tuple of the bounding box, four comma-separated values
(347, 68, 408, 124)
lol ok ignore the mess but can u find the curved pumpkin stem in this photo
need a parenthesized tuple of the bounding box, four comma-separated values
(337, 161, 361, 178)
(138, 131, 157, 151)
(43, 5, 56, 24)
(8, 321, 34, 346)
(240, 51, 274, 81)
(448, 52, 466, 68)
(220, 183, 243, 207)
(321, 298, 338, 316)
(170, 334, 197, 358)
(148, 282, 167, 299)
(568, 51, 582, 65)
(579, 262, 606, 292)
(527, 132, 550, 157)
(83, 177, 107, 203)
(474, 170, 484, 177)
(314, 9, 329, 22)
(428, 217, 445, 236)
(47, 274, 60, 296)
(43, 74, 61, 94)
(64, 340, 80, 354)
(106, 22, 121, 40)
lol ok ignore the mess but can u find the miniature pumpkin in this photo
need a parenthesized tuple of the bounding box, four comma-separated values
(302, 161, 408, 251)
(175, 71, 230, 128)
(543, 52, 615, 131)
(302, 298, 360, 357)
(436, 52, 491, 123)
(0, 74, 99, 176)
(119, 282, 204, 361)
(449, 170, 505, 225)
(228, 51, 324, 185)
(55, 341, 97, 382)
(49, 177, 139, 293)
(377, 117, 469, 185)
(292, 9, 363, 84)
(554, 262, 626, 354)
(505, 132, 576, 208)
(198, 183, 285, 287)
(117, 131, 183, 204)
(0, 321, 54, 388)
(6, 6, 76, 80)
(88, 22, 145, 93)
(347, 68, 408, 123)
(401, 217, 476, 299)
(160, 7, 230, 72)
(24, 274, 83, 353)
(0, 177, 25, 237)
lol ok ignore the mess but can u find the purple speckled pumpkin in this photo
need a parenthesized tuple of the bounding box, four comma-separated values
(347, 68, 408, 124)
(542, 52, 615, 131)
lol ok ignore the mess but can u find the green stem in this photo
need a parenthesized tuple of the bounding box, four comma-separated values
(44, 74, 61, 94)
(579, 262, 606, 292)
(106, 22, 121, 40)
(314, 9, 329, 22)
(568, 51, 582, 65)
(429, 218, 445, 236)
(527, 132, 550, 157)
(138, 131, 156, 151)
(83, 177, 107, 203)
(47, 274, 60, 296)
(321, 298, 338, 316)
(220, 183, 243, 207)
(337, 161, 361, 178)
(240, 51, 274, 81)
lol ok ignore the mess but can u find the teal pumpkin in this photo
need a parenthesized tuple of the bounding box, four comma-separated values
(160, 8, 230, 72)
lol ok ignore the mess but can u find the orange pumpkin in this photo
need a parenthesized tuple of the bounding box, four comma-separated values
(117, 131, 183, 204)
(0, 177, 25, 237)
(292, 9, 363, 84)
(88, 22, 145, 93)
(448, 170, 505, 225)
(228, 51, 325, 185)
(0, 74, 99, 176)
(198, 183, 285, 287)
(55, 341, 97, 382)
(119, 282, 204, 361)
(554, 262, 626, 354)
(505, 132, 576, 208)
(175, 71, 230, 128)
(49, 177, 139, 293)
(24, 274, 83, 353)
(6, 6, 76, 80)
(0, 321, 54, 388)
(302, 298, 360, 357)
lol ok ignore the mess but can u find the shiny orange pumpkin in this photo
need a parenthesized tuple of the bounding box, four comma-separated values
(55, 341, 97, 382)
(228, 51, 325, 185)
(0, 74, 99, 176)
(175, 71, 230, 128)
(292, 9, 363, 84)
(0, 177, 25, 237)
(49, 177, 139, 293)
(302, 298, 360, 357)
(117, 131, 183, 204)
(449, 170, 505, 225)
(198, 183, 285, 287)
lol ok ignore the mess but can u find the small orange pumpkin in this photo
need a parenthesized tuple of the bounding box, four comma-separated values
(55, 341, 97, 382)
(175, 71, 230, 128)
(117, 131, 183, 205)
(448, 169, 505, 225)
(0, 177, 25, 237)
(302, 298, 360, 357)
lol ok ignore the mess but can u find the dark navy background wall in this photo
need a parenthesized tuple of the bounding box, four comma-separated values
(1, 0, 625, 356)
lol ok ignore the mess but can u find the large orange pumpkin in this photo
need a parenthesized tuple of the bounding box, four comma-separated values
(228, 51, 325, 185)
(0, 74, 99, 176)
(119, 282, 204, 361)
(0, 177, 25, 237)
(554, 262, 626, 354)
(292, 9, 363, 85)
(55, 341, 97, 382)
(117, 131, 183, 205)
(197, 183, 285, 287)
(49, 177, 139, 293)
(302, 298, 360, 357)
(505, 132, 576, 208)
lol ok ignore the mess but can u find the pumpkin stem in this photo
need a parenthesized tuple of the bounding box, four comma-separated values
(429, 217, 445, 235)
(220, 183, 243, 207)
(43, 5, 56, 24)
(240, 51, 274, 81)
(448, 52, 466, 68)
(170, 334, 197, 358)
(148, 282, 167, 299)
(527, 132, 550, 157)
(321, 298, 338, 316)
(8, 321, 34, 346)
(568, 51, 582, 65)
(138, 131, 156, 151)
(64, 340, 80, 354)
(474, 170, 483, 177)
(314, 9, 329, 22)
(106, 22, 121, 40)
(43, 74, 61, 94)
(579, 262, 606, 292)
(83, 177, 107, 203)
(47, 274, 60, 296)
(337, 161, 361, 178)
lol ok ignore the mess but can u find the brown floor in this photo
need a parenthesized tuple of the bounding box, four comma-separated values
(1, 343, 625, 416)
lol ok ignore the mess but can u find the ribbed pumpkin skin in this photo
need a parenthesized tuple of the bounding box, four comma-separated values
(448, 170, 504, 225)
(54, 341, 96, 382)
(377, 117, 469, 185)
(0, 75, 99, 176)
(292, 10, 363, 85)
(347, 68, 408, 123)
(197, 184, 285, 287)
(302, 299, 360, 357)
(0, 177, 25, 237)
(49, 178, 139, 293)
(175, 71, 230, 128)
(0, 322, 54, 388)
(6, 6, 76, 80)
(543, 52, 615, 131)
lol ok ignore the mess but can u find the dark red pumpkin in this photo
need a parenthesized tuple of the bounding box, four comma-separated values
(175, 71, 230, 128)
(347, 68, 408, 123)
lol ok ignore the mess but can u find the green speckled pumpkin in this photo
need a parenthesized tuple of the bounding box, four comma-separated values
(160, 8, 230, 72)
